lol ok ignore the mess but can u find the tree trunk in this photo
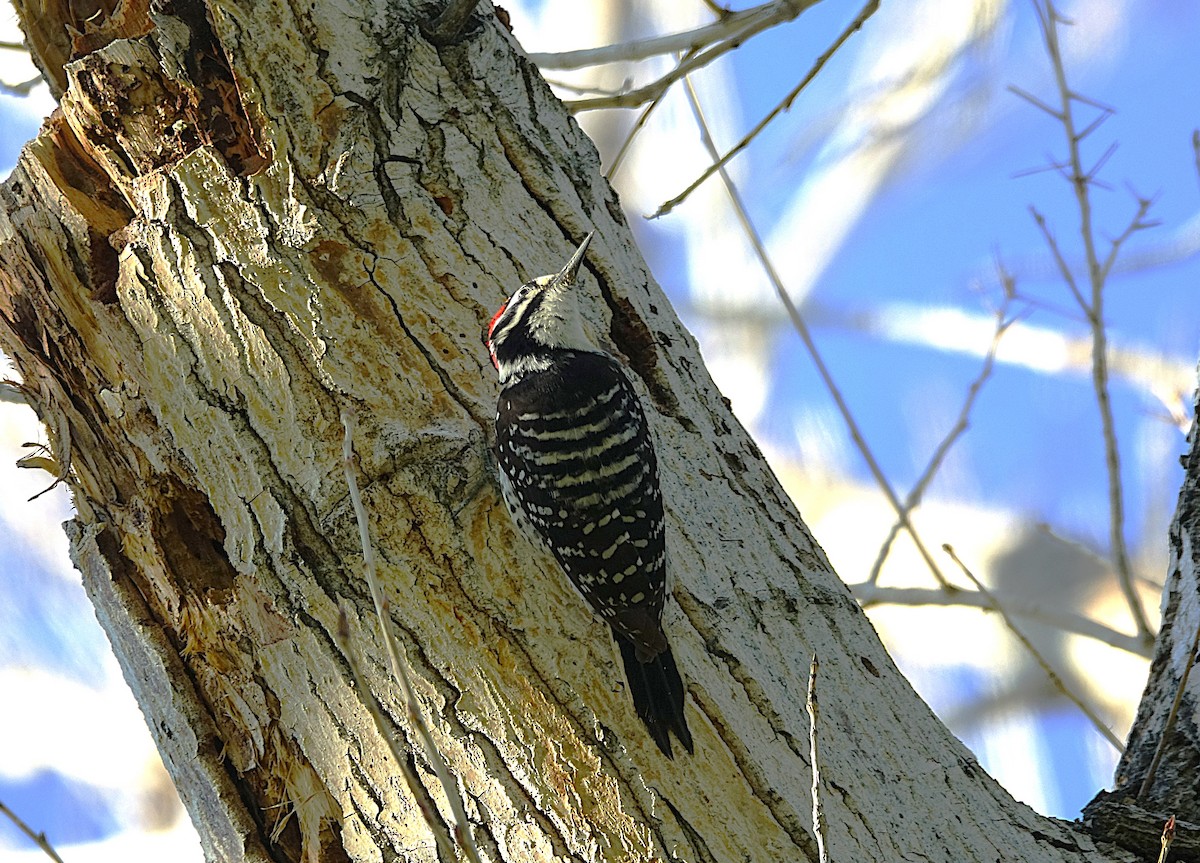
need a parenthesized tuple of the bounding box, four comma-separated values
(0, 1, 1185, 861)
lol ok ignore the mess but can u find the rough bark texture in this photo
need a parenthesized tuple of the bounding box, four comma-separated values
(1084, 364, 1200, 861)
(0, 0, 1177, 861)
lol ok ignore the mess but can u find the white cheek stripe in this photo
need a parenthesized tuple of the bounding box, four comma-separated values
(499, 354, 552, 383)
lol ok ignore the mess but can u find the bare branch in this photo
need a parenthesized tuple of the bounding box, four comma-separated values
(1084, 141, 1118, 183)
(1098, 196, 1155, 283)
(851, 582, 1151, 657)
(972, 203, 1196, 287)
(529, 0, 816, 71)
(332, 606, 459, 863)
(0, 800, 66, 863)
(1074, 107, 1112, 142)
(1069, 90, 1116, 114)
(1025, 1, 1154, 644)
(606, 49, 698, 181)
(1011, 156, 1072, 179)
(942, 545, 1125, 751)
(567, 52, 713, 112)
(541, 76, 628, 97)
(1137, 619, 1200, 799)
(807, 655, 830, 863)
(867, 287, 1017, 586)
(1029, 206, 1088, 311)
(652, 0, 880, 218)
(564, 1, 821, 115)
(1006, 84, 1062, 120)
(682, 73, 953, 589)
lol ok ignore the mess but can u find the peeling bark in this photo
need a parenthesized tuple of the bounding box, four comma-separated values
(0, 1, 1186, 861)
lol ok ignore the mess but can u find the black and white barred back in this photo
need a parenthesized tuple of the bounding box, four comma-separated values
(496, 350, 667, 656)
(486, 233, 692, 757)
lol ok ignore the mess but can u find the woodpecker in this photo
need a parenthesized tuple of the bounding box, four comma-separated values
(484, 232, 693, 757)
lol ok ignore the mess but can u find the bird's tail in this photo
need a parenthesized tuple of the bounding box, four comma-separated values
(617, 636, 693, 757)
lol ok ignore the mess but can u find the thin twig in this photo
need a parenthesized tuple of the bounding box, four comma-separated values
(942, 544, 1124, 751)
(852, 583, 1149, 656)
(867, 289, 1018, 585)
(529, 0, 815, 71)
(1029, 206, 1088, 311)
(605, 48, 699, 181)
(1007, 84, 1063, 120)
(682, 71, 953, 589)
(652, 0, 879, 218)
(0, 800, 66, 863)
(1137, 618, 1200, 799)
(1030, 0, 1153, 643)
(332, 607, 459, 863)
(807, 655, 830, 863)
(341, 409, 482, 863)
(1097, 196, 1155, 284)
(565, 1, 819, 114)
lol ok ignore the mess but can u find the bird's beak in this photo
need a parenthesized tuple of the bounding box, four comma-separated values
(555, 232, 594, 287)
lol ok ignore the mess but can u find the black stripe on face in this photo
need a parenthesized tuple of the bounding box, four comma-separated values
(489, 286, 547, 366)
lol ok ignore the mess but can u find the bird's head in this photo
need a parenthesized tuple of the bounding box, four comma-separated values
(484, 232, 594, 383)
